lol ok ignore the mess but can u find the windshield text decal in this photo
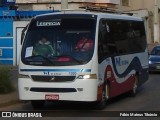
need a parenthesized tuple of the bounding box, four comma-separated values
(37, 21, 61, 26)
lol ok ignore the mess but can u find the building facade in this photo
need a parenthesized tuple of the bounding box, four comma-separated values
(15, 0, 160, 11)
(15, 0, 160, 44)
(118, 0, 158, 11)
(16, 0, 121, 10)
(0, 0, 59, 65)
(118, 0, 160, 44)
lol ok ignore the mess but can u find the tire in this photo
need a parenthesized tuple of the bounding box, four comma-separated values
(130, 75, 138, 97)
(31, 100, 45, 109)
(95, 85, 108, 110)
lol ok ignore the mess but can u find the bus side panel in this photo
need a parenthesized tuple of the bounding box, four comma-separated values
(104, 65, 135, 98)
(98, 18, 149, 98)
(98, 52, 149, 98)
(136, 49, 149, 86)
(138, 68, 149, 86)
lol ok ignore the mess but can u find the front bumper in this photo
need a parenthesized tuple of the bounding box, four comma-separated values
(18, 78, 98, 102)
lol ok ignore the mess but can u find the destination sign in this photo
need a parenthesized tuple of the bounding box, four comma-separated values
(37, 21, 61, 26)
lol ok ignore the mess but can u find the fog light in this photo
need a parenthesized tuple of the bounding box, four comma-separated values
(24, 87, 29, 91)
(77, 88, 83, 92)
(18, 74, 30, 78)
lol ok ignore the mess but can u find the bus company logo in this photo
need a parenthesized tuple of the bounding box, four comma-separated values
(37, 21, 61, 26)
(2, 112, 11, 117)
(115, 57, 129, 66)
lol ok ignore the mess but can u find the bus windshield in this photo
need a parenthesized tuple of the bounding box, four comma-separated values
(21, 16, 96, 66)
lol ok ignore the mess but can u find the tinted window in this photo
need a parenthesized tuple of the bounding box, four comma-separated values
(98, 18, 146, 62)
(151, 46, 160, 55)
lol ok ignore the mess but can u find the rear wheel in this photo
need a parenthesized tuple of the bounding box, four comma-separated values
(31, 100, 45, 109)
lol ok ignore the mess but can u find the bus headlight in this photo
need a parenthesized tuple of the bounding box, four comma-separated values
(18, 74, 30, 78)
(77, 74, 97, 79)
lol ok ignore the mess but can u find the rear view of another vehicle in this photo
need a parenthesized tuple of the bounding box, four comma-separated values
(149, 45, 160, 72)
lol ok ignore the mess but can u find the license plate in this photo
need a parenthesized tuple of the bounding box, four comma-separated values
(45, 94, 59, 100)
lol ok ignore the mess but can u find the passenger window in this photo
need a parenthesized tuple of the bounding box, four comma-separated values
(98, 18, 146, 63)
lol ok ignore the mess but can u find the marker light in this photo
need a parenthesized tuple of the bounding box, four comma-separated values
(24, 87, 30, 91)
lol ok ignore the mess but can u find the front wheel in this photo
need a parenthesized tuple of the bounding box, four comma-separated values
(31, 100, 45, 109)
(95, 85, 109, 110)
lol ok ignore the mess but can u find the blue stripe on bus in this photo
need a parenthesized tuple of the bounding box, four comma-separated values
(110, 56, 149, 86)
(111, 56, 145, 78)
(20, 69, 91, 72)
(0, 38, 13, 47)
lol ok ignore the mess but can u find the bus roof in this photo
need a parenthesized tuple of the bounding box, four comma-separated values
(34, 10, 143, 21)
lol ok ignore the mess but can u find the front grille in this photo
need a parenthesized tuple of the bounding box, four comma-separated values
(30, 87, 77, 93)
(31, 75, 76, 82)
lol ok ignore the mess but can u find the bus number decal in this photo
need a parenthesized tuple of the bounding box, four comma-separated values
(69, 72, 77, 76)
(43, 72, 76, 76)
(44, 71, 50, 75)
